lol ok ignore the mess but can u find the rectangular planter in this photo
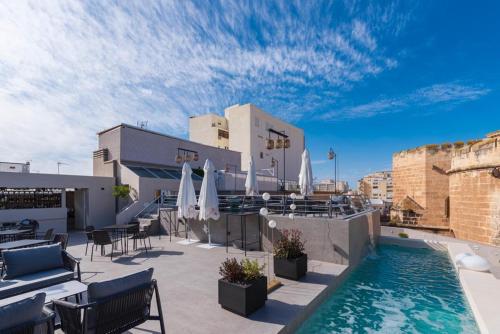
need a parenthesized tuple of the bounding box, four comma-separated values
(218, 276, 267, 316)
(274, 253, 308, 280)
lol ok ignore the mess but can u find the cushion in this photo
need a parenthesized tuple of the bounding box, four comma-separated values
(0, 292, 45, 330)
(88, 268, 154, 302)
(3, 243, 63, 279)
(0, 268, 73, 299)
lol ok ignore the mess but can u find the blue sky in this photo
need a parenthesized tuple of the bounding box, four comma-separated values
(0, 1, 498, 188)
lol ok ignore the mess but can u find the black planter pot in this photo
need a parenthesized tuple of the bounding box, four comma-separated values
(218, 276, 267, 316)
(274, 253, 308, 280)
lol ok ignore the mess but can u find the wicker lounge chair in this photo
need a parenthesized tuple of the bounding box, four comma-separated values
(54, 268, 165, 334)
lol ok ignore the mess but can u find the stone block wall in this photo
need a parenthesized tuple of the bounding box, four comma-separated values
(392, 146, 452, 228)
(449, 132, 500, 244)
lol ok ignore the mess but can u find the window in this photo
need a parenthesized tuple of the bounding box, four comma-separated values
(260, 152, 264, 159)
(445, 197, 450, 218)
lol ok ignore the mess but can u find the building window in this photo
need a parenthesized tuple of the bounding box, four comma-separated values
(260, 152, 263, 159)
(445, 197, 450, 218)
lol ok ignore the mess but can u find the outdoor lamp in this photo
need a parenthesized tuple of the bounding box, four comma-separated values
(266, 138, 275, 150)
(262, 192, 271, 201)
(260, 207, 269, 216)
(175, 154, 182, 164)
(268, 220, 277, 229)
(284, 138, 291, 149)
(193, 153, 199, 161)
(275, 138, 283, 149)
(288, 213, 295, 220)
(290, 192, 297, 199)
(328, 148, 335, 160)
(185, 154, 192, 162)
(290, 203, 296, 211)
(271, 157, 276, 168)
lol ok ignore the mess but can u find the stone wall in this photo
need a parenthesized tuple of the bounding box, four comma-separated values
(449, 132, 500, 244)
(392, 146, 452, 228)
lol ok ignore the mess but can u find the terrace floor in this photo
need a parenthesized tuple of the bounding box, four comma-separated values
(62, 232, 348, 334)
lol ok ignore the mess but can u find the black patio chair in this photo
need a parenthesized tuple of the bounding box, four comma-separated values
(53, 268, 165, 334)
(17, 219, 39, 239)
(130, 224, 152, 253)
(39, 228, 54, 241)
(0, 293, 55, 334)
(53, 233, 69, 250)
(91, 230, 114, 261)
(84, 225, 95, 256)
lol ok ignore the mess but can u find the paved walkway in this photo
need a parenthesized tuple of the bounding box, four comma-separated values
(61, 232, 347, 334)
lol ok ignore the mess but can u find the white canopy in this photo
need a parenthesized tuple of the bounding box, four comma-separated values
(245, 156, 259, 196)
(198, 159, 220, 221)
(176, 162, 197, 219)
(299, 148, 314, 196)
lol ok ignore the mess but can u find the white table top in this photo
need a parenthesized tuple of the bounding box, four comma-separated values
(0, 280, 87, 306)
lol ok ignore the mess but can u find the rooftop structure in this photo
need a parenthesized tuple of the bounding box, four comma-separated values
(189, 104, 305, 184)
(0, 161, 30, 173)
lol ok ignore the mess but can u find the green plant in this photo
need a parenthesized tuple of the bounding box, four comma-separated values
(398, 232, 409, 238)
(219, 258, 264, 284)
(441, 143, 452, 149)
(454, 141, 465, 148)
(242, 258, 265, 281)
(112, 185, 130, 198)
(274, 229, 305, 259)
(219, 258, 245, 283)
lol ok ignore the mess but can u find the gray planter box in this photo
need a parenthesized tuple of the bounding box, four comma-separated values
(273, 254, 307, 280)
(218, 276, 267, 316)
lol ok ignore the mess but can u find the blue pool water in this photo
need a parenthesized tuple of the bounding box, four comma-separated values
(296, 244, 479, 334)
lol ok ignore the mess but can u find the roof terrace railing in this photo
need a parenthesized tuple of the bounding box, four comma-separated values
(152, 193, 373, 219)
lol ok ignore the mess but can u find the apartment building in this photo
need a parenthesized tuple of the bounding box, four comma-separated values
(314, 179, 349, 193)
(358, 171, 393, 202)
(189, 103, 305, 183)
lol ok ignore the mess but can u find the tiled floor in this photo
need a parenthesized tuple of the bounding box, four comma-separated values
(60, 232, 348, 334)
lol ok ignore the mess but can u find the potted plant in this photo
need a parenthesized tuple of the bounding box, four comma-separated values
(273, 229, 307, 280)
(218, 258, 267, 316)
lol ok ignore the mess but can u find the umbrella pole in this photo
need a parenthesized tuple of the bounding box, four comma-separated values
(208, 220, 212, 246)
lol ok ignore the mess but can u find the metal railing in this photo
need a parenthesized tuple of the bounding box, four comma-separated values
(154, 193, 372, 219)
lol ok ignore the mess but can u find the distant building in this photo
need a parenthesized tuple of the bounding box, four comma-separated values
(358, 171, 393, 202)
(0, 161, 30, 173)
(314, 179, 349, 193)
(189, 103, 305, 183)
(391, 130, 500, 245)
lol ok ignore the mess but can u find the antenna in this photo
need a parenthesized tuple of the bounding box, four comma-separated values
(137, 121, 148, 129)
(57, 162, 68, 174)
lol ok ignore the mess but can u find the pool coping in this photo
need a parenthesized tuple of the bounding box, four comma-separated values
(380, 235, 499, 334)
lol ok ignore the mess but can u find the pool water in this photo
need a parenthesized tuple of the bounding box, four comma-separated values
(296, 244, 479, 334)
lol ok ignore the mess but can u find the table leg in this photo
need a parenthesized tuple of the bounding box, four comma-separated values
(225, 215, 229, 253)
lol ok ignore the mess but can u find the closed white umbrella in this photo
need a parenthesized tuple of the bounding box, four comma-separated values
(197, 159, 220, 248)
(245, 156, 259, 196)
(299, 149, 314, 196)
(176, 162, 198, 244)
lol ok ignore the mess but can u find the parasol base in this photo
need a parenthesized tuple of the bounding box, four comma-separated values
(177, 239, 200, 245)
(197, 243, 223, 249)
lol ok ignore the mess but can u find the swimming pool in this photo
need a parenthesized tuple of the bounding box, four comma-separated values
(296, 244, 479, 334)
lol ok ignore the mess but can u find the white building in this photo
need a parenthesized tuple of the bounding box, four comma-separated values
(358, 171, 393, 202)
(314, 179, 349, 193)
(0, 161, 30, 173)
(189, 103, 305, 184)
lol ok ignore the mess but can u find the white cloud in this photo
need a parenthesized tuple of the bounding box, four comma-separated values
(320, 82, 491, 120)
(0, 0, 405, 174)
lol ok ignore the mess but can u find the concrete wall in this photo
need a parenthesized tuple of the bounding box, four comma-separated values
(0, 208, 67, 233)
(260, 211, 379, 265)
(189, 113, 229, 149)
(0, 172, 116, 231)
(449, 133, 500, 245)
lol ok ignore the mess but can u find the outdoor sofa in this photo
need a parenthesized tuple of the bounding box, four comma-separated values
(0, 243, 80, 299)
(0, 292, 55, 334)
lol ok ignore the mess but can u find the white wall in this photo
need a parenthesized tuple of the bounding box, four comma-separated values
(0, 172, 116, 231)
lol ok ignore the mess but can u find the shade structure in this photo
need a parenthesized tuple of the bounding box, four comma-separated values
(176, 162, 197, 219)
(176, 162, 198, 245)
(198, 159, 220, 221)
(245, 156, 259, 196)
(299, 149, 314, 196)
(197, 159, 220, 248)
